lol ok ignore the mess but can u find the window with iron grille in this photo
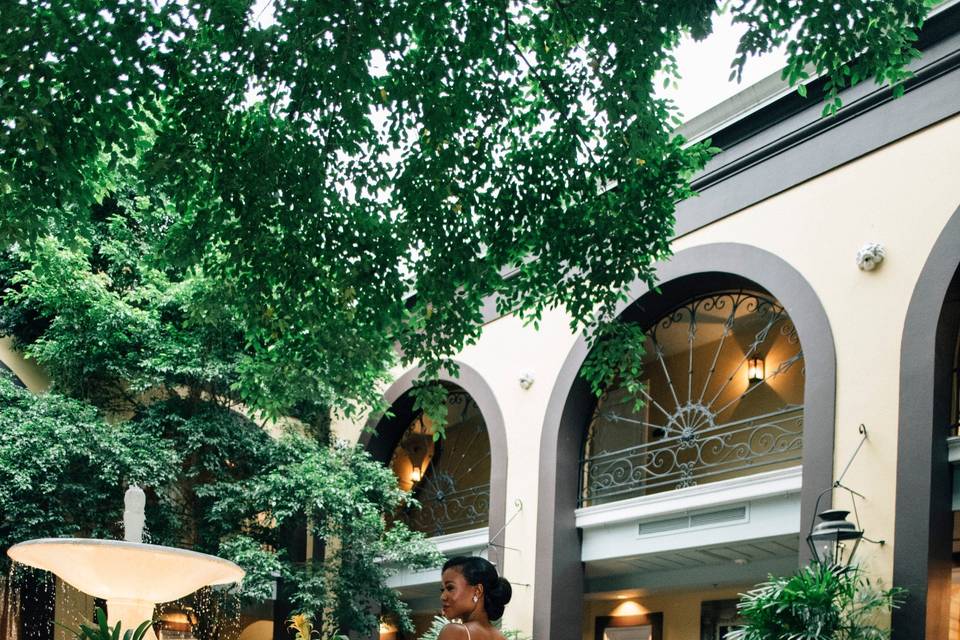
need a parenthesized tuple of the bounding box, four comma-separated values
(580, 290, 805, 507)
(389, 388, 491, 536)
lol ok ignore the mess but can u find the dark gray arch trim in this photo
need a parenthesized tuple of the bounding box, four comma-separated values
(892, 204, 960, 640)
(533, 242, 837, 640)
(360, 361, 509, 569)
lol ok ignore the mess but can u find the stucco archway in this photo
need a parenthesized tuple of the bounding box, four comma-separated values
(361, 361, 509, 568)
(892, 203, 960, 640)
(533, 242, 837, 640)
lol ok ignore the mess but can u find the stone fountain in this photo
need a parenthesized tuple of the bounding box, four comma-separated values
(7, 486, 245, 640)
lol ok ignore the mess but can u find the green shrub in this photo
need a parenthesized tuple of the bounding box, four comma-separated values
(729, 564, 904, 640)
(60, 607, 151, 640)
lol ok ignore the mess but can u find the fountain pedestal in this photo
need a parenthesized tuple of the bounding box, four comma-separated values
(105, 599, 157, 639)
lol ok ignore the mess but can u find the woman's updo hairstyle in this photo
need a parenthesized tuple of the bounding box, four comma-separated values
(443, 556, 512, 621)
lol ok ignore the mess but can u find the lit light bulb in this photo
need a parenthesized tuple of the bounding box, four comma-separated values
(747, 356, 765, 384)
(410, 468, 422, 483)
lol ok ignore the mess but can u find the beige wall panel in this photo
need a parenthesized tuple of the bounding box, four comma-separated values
(451, 308, 581, 633)
(673, 113, 960, 584)
(0, 337, 50, 392)
(582, 586, 747, 640)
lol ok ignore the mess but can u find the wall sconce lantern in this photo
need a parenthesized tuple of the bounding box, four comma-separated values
(747, 356, 765, 384)
(409, 465, 423, 484)
(807, 509, 864, 568)
(805, 425, 880, 569)
(399, 427, 432, 486)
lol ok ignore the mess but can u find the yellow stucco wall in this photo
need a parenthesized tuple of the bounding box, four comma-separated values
(583, 585, 748, 640)
(0, 337, 50, 392)
(336, 111, 960, 638)
(673, 112, 960, 586)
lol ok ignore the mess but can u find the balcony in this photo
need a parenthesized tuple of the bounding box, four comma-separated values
(400, 480, 490, 538)
(580, 405, 803, 507)
(580, 289, 806, 509)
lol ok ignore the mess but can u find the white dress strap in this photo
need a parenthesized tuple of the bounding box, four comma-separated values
(458, 623, 472, 640)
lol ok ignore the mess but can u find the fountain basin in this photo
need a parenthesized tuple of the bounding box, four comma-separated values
(9, 538, 244, 602)
(8, 538, 245, 638)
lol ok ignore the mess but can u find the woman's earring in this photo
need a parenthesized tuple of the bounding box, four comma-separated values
(472, 595, 479, 603)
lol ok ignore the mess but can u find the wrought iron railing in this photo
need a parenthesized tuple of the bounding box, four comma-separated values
(403, 481, 490, 537)
(580, 406, 803, 506)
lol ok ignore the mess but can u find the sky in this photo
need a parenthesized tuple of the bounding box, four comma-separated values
(661, 11, 788, 121)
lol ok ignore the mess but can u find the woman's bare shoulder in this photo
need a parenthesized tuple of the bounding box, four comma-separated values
(437, 621, 508, 640)
(437, 623, 471, 640)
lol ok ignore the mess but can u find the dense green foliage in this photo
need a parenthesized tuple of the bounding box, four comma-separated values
(212, 439, 441, 633)
(1, 0, 932, 416)
(0, 375, 174, 549)
(729, 564, 905, 640)
(0, 375, 439, 638)
(0, 152, 442, 637)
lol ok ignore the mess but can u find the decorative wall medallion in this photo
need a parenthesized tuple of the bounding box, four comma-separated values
(519, 372, 535, 390)
(856, 242, 886, 271)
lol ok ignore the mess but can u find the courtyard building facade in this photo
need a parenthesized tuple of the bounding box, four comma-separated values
(331, 3, 960, 638)
(3, 4, 960, 640)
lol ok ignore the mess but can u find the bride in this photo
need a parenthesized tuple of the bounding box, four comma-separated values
(437, 556, 513, 640)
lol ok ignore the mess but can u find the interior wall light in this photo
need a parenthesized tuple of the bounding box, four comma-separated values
(399, 426, 432, 485)
(747, 356, 765, 384)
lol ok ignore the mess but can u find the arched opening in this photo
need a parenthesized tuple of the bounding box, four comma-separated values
(387, 386, 492, 537)
(892, 204, 960, 640)
(363, 364, 507, 640)
(952, 329, 960, 640)
(534, 244, 836, 640)
(581, 289, 804, 507)
(576, 282, 806, 640)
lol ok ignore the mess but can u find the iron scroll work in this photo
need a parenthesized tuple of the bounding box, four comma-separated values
(580, 291, 805, 507)
(407, 479, 491, 536)
(393, 390, 492, 537)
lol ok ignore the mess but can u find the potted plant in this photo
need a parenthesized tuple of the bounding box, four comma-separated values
(728, 563, 904, 640)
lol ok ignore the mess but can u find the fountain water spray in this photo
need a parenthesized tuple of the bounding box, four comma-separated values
(7, 485, 245, 640)
(123, 486, 146, 544)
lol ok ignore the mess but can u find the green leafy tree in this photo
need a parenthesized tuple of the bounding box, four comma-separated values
(0, 375, 175, 549)
(0, 371, 440, 638)
(0, 0, 932, 420)
(211, 437, 442, 636)
(729, 564, 905, 640)
(0, 1, 934, 636)
(0, 169, 441, 636)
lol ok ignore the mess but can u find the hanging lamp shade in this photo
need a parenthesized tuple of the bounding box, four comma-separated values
(807, 509, 863, 567)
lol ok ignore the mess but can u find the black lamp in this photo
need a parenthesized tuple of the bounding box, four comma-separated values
(806, 509, 864, 568)
(747, 356, 765, 384)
